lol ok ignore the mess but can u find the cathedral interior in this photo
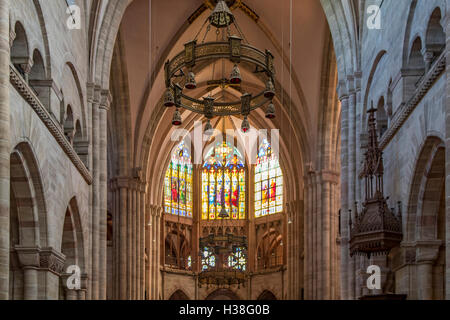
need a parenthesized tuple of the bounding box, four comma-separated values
(0, 0, 449, 301)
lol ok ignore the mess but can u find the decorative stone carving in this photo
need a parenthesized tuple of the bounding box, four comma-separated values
(39, 248, 66, 275)
(350, 107, 402, 258)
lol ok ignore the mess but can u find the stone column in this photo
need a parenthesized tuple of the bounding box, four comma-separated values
(148, 205, 155, 299)
(150, 206, 162, 300)
(139, 182, 146, 299)
(304, 171, 339, 300)
(338, 81, 350, 300)
(116, 178, 129, 300)
(155, 207, 162, 299)
(347, 76, 357, 300)
(135, 184, 140, 299)
(90, 85, 101, 299)
(130, 184, 136, 299)
(77, 274, 88, 300)
(145, 204, 152, 299)
(443, 10, 450, 300)
(416, 241, 441, 300)
(39, 248, 66, 300)
(98, 90, 111, 300)
(0, 0, 10, 301)
(15, 247, 40, 300)
(61, 272, 78, 301)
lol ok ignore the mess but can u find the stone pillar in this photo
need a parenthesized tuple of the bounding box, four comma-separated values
(347, 76, 357, 300)
(98, 90, 110, 300)
(154, 207, 161, 299)
(0, 0, 10, 301)
(39, 248, 66, 300)
(416, 241, 441, 300)
(149, 205, 162, 300)
(135, 185, 140, 299)
(304, 170, 339, 300)
(15, 247, 40, 300)
(119, 184, 128, 299)
(90, 85, 101, 299)
(78, 274, 88, 300)
(145, 204, 152, 300)
(289, 199, 303, 300)
(139, 182, 146, 299)
(443, 10, 450, 300)
(338, 81, 349, 299)
(417, 263, 433, 300)
(111, 177, 145, 300)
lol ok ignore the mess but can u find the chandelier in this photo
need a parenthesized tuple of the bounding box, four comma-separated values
(164, 0, 276, 133)
(198, 232, 248, 288)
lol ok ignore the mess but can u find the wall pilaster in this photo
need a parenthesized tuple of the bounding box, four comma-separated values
(0, 0, 10, 301)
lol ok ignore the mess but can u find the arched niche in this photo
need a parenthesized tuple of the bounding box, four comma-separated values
(206, 288, 240, 300)
(424, 7, 445, 69)
(11, 21, 30, 78)
(257, 290, 277, 300)
(169, 289, 190, 300)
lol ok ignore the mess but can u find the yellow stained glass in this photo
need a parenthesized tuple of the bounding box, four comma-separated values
(201, 142, 245, 220)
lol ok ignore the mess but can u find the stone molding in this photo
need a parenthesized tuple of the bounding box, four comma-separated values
(28, 79, 63, 101)
(304, 170, 340, 186)
(379, 52, 446, 149)
(39, 248, 66, 276)
(100, 89, 112, 111)
(109, 176, 145, 191)
(10, 64, 93, 185)
(415, 240, 442, 264)
(14, 246, 41, 268)
(13, 246, 66, 276)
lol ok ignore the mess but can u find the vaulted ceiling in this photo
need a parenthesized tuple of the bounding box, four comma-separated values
(111, 0, 332, 193)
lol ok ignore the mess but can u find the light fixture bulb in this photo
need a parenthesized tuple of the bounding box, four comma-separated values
(241, 116, 250, 133)
(265, 101, 276, 119)
(204, 119, 213, 135)
(172, 108, 182, 126)
(164, 88, 175, 107)
(230, 64, 242, 84)
(264, 78, 275, 99)
(185, 71, 197, 90)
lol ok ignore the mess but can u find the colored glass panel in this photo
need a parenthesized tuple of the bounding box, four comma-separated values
(255, 139, 283, 217)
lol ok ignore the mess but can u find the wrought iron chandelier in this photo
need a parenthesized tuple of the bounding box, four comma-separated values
(198, 232, 248, 288)
(164, 0, 276, 133)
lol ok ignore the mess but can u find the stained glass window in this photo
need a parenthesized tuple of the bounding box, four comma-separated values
(201, 247, 216, 271)
(227, 247, 247, 271)
(201, 141, 246, 220)
(255, 139, 283, 217)
(187, 256, 192, 269)
(164, 140, 193, 217)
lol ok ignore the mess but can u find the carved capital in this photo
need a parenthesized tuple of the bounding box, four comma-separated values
(415, 240, 442, 264)
(14, 246, 41, 268)
(39, 248, 66, 275)
(100, 89, 112, 111)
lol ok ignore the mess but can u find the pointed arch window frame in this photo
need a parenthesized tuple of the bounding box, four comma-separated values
(254, 139, 283, 218)
(164, 140, 193, 218)
(201, 141, 246, 220)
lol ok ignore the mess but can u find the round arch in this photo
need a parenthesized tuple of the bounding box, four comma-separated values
(406, 136, 445, 242)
